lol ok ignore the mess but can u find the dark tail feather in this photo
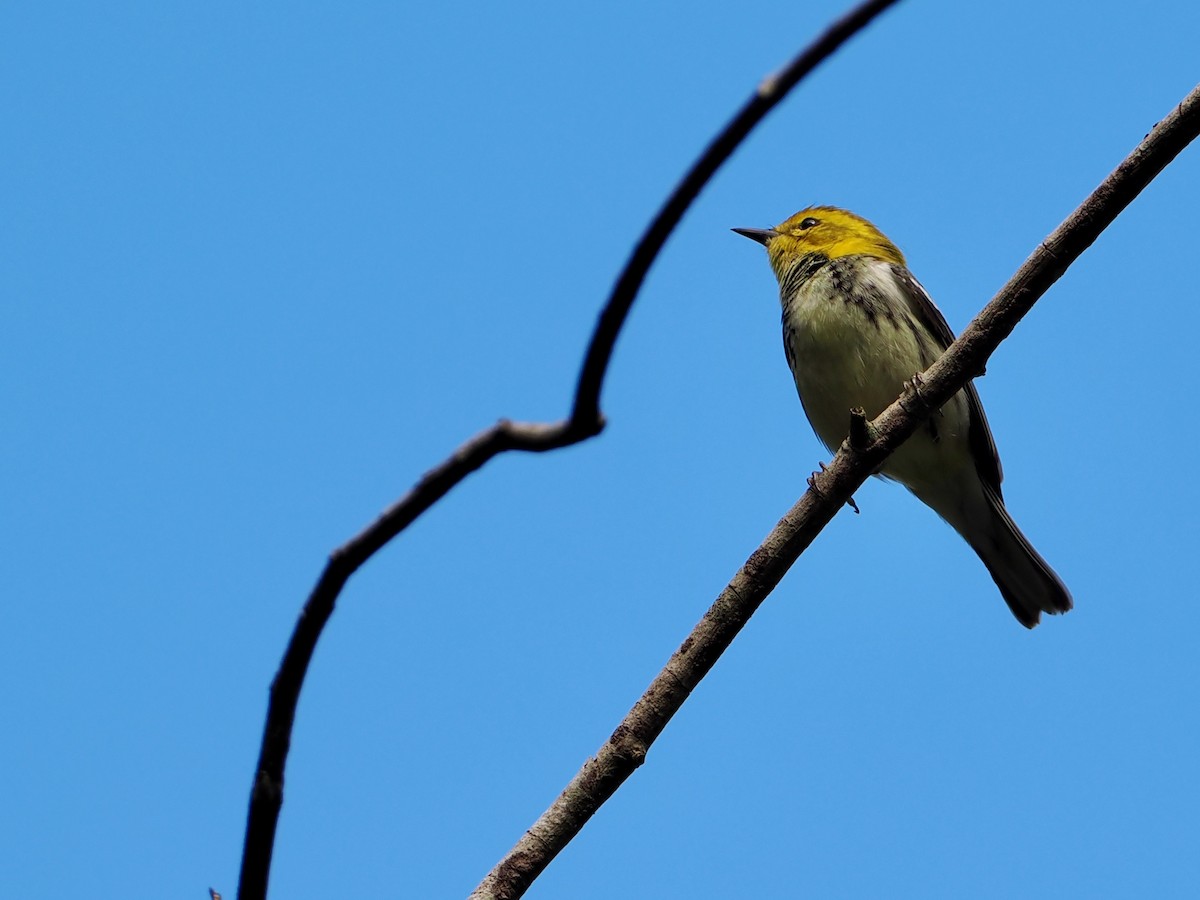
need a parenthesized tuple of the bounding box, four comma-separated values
(970, 484, 1073, 628)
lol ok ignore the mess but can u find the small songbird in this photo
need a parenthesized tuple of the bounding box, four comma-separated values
(734, 207, 1071, 628)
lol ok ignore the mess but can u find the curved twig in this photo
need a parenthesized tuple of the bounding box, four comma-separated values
(570, 0, 906, 424)
(235, 2, 904, 897)
(468, 84, 1200, 900)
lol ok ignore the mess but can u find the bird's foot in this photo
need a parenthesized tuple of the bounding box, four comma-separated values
(901, 371, 930, 414)
(806, 462, 827, 495)
(808, 461, 860, 514)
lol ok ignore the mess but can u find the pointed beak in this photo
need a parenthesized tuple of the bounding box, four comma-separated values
(731, 227, 778, 246)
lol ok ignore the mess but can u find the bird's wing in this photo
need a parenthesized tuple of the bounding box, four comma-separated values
(890, 264, 1004, 496)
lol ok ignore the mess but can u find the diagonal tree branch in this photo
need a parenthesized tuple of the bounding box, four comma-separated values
(468, 83, 1200, 900)
(236, 2, 904, 897)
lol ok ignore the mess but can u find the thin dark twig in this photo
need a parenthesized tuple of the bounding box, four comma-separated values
(468, 83, 1200, 900)
(235, 2, 903, 897)
(571, 0, 905, 424)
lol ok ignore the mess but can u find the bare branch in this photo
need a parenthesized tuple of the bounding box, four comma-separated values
(236, 2, 904, 897)
(468, 83, 1200, 900)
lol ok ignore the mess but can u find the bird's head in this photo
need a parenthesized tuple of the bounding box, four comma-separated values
(733, 206, 905, 281)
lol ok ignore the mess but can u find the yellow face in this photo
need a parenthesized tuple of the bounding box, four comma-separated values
(765, 207, 905, 277)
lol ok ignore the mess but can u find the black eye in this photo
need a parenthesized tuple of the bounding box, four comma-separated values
(798, 217, 819, 230)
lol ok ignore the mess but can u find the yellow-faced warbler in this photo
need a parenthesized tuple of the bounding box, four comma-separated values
(734, 207, 1071, 628)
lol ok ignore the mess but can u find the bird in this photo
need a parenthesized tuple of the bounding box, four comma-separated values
(733, 206, 1071, 628)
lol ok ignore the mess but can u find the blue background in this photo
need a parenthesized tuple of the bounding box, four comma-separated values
(5, 2, 1199, 897)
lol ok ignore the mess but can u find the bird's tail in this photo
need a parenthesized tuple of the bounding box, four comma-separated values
(959, 483, 1073, 628)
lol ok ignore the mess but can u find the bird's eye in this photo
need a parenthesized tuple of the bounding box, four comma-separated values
(798, 217, 819, 230)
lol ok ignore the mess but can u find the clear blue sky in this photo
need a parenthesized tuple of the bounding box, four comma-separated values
(5, 2, 1199, 897)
